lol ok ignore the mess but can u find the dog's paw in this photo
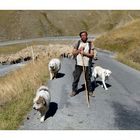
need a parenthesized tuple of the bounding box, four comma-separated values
(50, 78, 53, 80)
(105, 88, 108, 90)
(101, 85, 103, 88)
(40, 116, 45, 123)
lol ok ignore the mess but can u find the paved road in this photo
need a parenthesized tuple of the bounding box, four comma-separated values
(19, 51, 140, 130)
(0, 36, 95, 47)
(0, 63, 26, 76)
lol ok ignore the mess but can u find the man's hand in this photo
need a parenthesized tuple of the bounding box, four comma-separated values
(72, 49, 80, 56)
(73, 46, 86, 56)
(79, 47, 85, 51)
(79, 47, 85, 56)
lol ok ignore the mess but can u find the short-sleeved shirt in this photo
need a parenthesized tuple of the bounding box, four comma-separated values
(74, 40, 94, 67)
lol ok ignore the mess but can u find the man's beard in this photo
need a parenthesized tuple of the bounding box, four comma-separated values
(82, 38, 88, 43)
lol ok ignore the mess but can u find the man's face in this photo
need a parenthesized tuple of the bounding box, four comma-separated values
(80, 32, 88, 42)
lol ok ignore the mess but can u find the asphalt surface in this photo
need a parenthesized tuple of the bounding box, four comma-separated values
(19, 51, 140, 130)
(0, 36, 95, 47)
(0, 63, 26, 76)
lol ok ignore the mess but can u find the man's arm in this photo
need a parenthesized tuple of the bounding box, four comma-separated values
(72, 48, 80, 56)
(72, 42, 81, 56)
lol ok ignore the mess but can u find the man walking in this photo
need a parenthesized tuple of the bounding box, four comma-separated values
(70, 31, 95, 97)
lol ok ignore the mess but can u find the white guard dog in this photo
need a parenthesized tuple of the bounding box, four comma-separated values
(92, 66, 112, 90)
(33, 85, 51, 122)
(48, 58, 61, 80)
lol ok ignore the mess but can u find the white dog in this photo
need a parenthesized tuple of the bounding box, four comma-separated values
(92, 66, 112, 90)
(33, 85, 51, 122)
(48, 58, 61, 80)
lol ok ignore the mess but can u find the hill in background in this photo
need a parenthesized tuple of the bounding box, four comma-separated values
(0, 10, 140, 41)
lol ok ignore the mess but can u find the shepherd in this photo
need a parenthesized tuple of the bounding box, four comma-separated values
(69, 31, 95, 99)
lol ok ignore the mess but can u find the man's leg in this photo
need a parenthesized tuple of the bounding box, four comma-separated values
(72, 65, 83, 93)
(85, 66, 92, 92)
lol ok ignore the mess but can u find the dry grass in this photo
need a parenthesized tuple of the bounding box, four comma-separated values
(0, 43, 72, 129)
(0, 58, 48, 105)
(0, 56, 50, 129)
(94, 19, 140, 70)
(117, 53, 140, 71)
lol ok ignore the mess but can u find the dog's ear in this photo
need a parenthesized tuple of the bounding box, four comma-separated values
(107, 70, 112, 75)
(42, 98, 46, 105)
(104, 70, 107, 75)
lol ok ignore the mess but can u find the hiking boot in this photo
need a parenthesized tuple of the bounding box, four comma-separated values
(89, 91, 95, 97)
(69, 91, 76, 97)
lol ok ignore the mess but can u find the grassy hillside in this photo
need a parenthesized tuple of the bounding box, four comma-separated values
(94, 19, 140, 70)
(0, 10, 140, 41)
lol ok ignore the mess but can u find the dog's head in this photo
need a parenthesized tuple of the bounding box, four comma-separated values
(104, 69, 112, 78)
(33, 96, 46, 111)
(49, 61, 56, 71)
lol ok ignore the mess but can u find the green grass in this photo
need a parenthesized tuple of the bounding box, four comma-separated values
(0, 89, 34, 130)
(0, 44, 27, 55)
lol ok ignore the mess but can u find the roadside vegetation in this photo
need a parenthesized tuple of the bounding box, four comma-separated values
(0, 52, 51, 129)
(0, 41, 49, 55)
(0, 43, 72, 129)
(94, 19, 140, 71)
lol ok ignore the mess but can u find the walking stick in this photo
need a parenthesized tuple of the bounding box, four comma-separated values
(81, 54, 90, 108)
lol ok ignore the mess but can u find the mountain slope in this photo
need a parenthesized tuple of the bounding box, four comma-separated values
(94, 19, 140, 69)
(0, 10, 140, 41)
